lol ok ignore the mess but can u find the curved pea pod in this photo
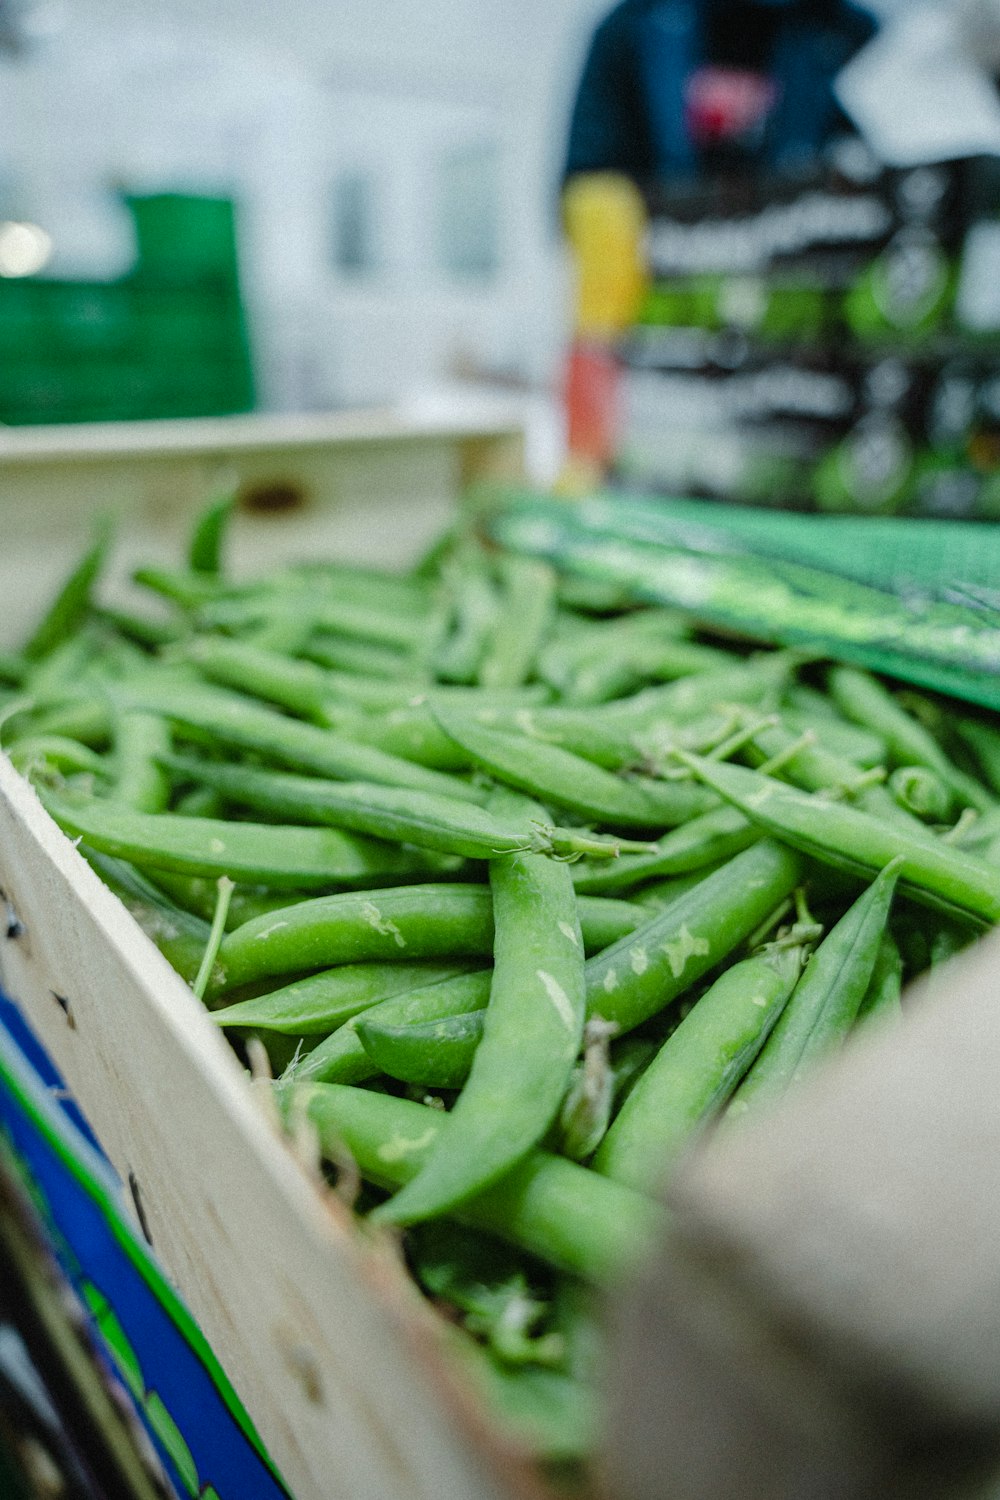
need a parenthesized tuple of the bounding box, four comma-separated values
(431, 705, 716, 829)
(298, 1084, 667, 1284)
(856, 932, 904, 1026)
(677, 752, 1000, 927)
(888, 766, 954, 823)
(592, 943, 807, 1194)
(584, 839, 805, 1036)
(828, 666, 994, 814)
(23, 519, 112, 662)
(212, 963, 469, 1034)
(6, 736, 107, 779)
(745, 721, 921, 832)
(571, 806, 757, 895)
(595, 651, 799, 728)
(290, 971, 493, 1086)
(956, 718, 1000, 798)
(730, 860, 903, 1114)
(562, 636, 734, 706)
(187, 491, 235, 575)
(80, 848, 212, 987)
(374, 813, 587, 1226)
(39, 791, 458, 893)
(477, 555, 557, 690)
(161, 755, 647, 863)
(108, 678, 488, 805)
(357, 1009, 485, 1089)
(218, 885, 644, 994)
(112, 709, 172, 814)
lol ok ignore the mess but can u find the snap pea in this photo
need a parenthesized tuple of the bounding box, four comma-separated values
(40, 791, 458, 892)
(304, 631, 413, 680)
(571, 806, 757, 895)
(477, 555, 556, 690)
(299, 1084, 668, 1284)
(955, 718, 1000, 798)
(729, 860, 902, 1113)
(743, 721, 923, 831)
(219, 885, 645, 994)
(593, 942, 807, 1193)
(678, 753, 1000, 926)
(828, 665, 994, 814)
(357, 1009, 485, 1089)
(585, 839, 806, 1035)
(95, 607, 187, 651)
(110, 678, 488, 805)
(888, 766, 954, 823)
(213, 962, 468, 1034)
(23, 521, 111, 662)
(432, 705, 716, 829)
(80, 848, 213, 987)
(537, 607, 688, 695)
(290, 971, 493, 1087)
(856, 932, 904, 1025)
(562, 636, 735, 707)
(112, 709, 172, 814)
(6, 735, 106, 779)
(433, 551, 501, 684)
(374, 792, 587, 1226)
(188, 491, 235, 575)
(160, 754, 647, 863)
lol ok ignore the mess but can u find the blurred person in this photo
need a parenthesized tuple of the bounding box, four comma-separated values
(564, 0, 878, 189)
(558, 0, 878, 481)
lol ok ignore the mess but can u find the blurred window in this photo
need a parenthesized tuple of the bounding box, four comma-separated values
(434, 141, 501, 283)
(332, 171, 378, 275)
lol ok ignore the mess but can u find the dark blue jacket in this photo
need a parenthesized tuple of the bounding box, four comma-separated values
(565, 0, 876, 186)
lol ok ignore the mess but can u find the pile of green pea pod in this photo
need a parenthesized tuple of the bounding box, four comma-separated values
(4, 497, 1000, 1478)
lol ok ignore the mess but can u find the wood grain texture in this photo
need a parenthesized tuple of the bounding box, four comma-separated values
(0, 755, 541, 1500)
(602, 934, 1000, 1500)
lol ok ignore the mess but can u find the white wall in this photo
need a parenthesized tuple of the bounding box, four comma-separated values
(0, 1, 609, 411)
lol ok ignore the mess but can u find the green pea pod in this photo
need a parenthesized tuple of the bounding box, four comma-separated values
(298, 1083, 667, 1284)
(113, 709, 172, 814)
(109, 678, 489, 806)
(956, 719, 1000, 798)
(677, 753, 1000, 927)
(220, 886, 644, 995)
(889, 766, 954, 823)
(432, 705, 716, 829)
(730, 860, 903, 1113)
(592, 944, 807, 1194)
(290, 971, 493, 1086)
(6, 736, 107, 780)
(39, 791, 459, 893)
(161, 755, 648, 863)
(743, 720, 925, 837)
(356, 1009, 485, 1089)
(187, 491, 235, 575)
(478, 556, 557, 690)
(305, 632, 412, 680)
(79, 848, 213, 987)
(439, 1327, 595, 1461)
(374, 799, 587, 1225)
(23, 520, 112, 662)
(585, 840, 805, 1035)
(571, 806, 757, 895)
(856, 932, 904, 1026)
(212, 963, 470, 1034)
(828, 666, 994, 814)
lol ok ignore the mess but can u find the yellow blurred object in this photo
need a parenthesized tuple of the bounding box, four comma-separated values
(563, 172, 648, 337)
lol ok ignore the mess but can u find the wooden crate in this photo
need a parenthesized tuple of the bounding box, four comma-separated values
(0, 412, 538, 1500)
(0, 409, 524, 646)
(5, 414, 1000, 1500)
